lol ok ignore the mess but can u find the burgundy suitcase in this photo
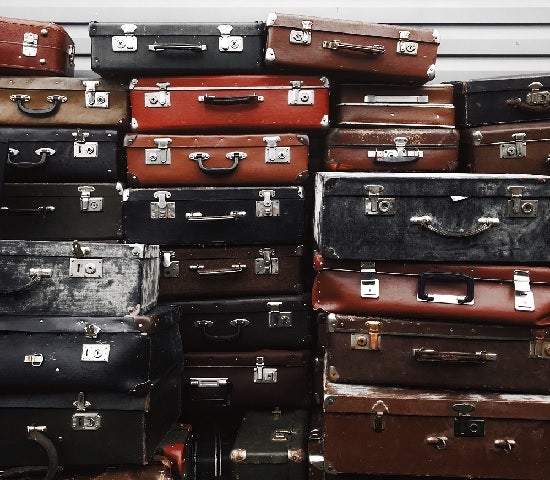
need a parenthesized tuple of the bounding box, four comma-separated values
(129, 75, 329, 132)
(0, 16, 74, 76)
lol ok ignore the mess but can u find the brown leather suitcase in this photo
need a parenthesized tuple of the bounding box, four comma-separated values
(0, 17, 74, 76)
(264, 13, 439, 85)
(125, 133, 309, 186)
(325, 128, 459, 172)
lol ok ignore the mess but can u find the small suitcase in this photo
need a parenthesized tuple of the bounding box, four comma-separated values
(159, 245, 305, 299)
(89, 21, 266, 78)
(0, 182, 123, 240)
(129, 75, 329, 132)
(0, 17, 74, 76)
(325, 128, 459, 172)
(0, 240, 159, 316)
(1, 127, 120, 183)
(157, 423, 193, 480)
(0, 77, 129, 128)
(264, 13, 439, 85)
(123, 186, 305, 245)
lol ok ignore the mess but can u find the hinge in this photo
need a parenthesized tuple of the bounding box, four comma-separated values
(145, 82, 171, 108)
(360, 261, 379, 298)
(145, 138, 172, 165)
(112, 23, 138, 52)
(72, 392, 101, 431)
(506, 186, 538, 218)
(255, 248, 279, 275)
(371, 400, 389, 432)
(351, 321, 381, 350)
(368, 137, 423, 163)
(263, 136, 290, 163)
(72, 129, 98, 158)
(288, 80, 314, 105)
(218, 24, 243, 52)
(289, 20, 312, 45)
(267, 301, 292, 328)
(526, 82, 550, 106)
(150, 191, 175, 219)
(513, 270, 535, 311)
(253, 356, 277, 383)
(161, 251, 179, 277)
(83, 81, 110, 109)
(500, 133, 526, 159)
(364, 184, 395, 215)
(397, 30, 418, 56)
(22, 32, 38, 57)
(84, 323, 101, 339)
(78, 185, 103, 212)
(256, 189, 280, 217)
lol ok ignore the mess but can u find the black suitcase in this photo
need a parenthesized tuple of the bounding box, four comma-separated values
(123, 186, 305, 245)
(0, 127, 120, 183)
(89, 21, 266, 78)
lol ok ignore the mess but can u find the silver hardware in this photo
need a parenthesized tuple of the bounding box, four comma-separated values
(371, 400, 389, 432)
(256, 189, 280, 217)
(226, 151, 247, 161)
(255, 248, 279, 275)
(321, 114, 329, 127)
(263, 136, 290, 163)
(68, 43, 75, 65)
(530, 331, 550, 359)
(22, 32, 38, 56)
(267, 301, 292, 328)
(112, 23, 138, 52)
(364, 185, 395, 215)
(526, 82, 550, 106)
(289, 20, 312, 45)
(514, 270, 535, 311)
(24, 353, 44, 367)
(363, 94, 429, 104)
(351, 321, 381, 351)
(218, 24, 243, 52)
(397, 30, 418, 56)
(265, 48, 275, 62)
(360, 262, 379, 298)
(78, 185, 103, 212)
(185, 211, 246, 221)
(46, 95, 67, 104)
(472, 131, 483, 146)
(73, 392, 91, 411)
(507, 186, 538, 218)
(189, 152, 210, 162)
(84, 323, 101, 339)
(72, 240, 91, 258)
(253, 356, 277, 383)
(81, 344, 110, 362)
(9, 94, 30, 103)
(189, 378, 229, 388)
(72, 130, 97, 158)
(500, 133, 526, 159)
(29, 268, 52, 278)
(27, 425, 47, 433)
(426, 436, 448, 450)
(453, 403, 485, 438)
(83, 81, 110, 109)
(145, 138, 172, 165)
(145, 83, 171, 108)
(161, 251, 179, 277)
(368, 136, 423, 162)
(427, 64, 436, 81)
(72, 412, 102, 430)
(288, 80, 314, 105)
(150, 191, 175, 219)
(494, 439, 516, 454)
(69, 258, 103, 278)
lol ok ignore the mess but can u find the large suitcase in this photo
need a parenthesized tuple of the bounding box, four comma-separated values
(325, 128, 459, 172)
(264, 13, 439, 85)
(1, 127, 120, 183)
(125, 133, 309, 186)
(123, 186, 305, 245)
(0, 240, 159, 316)
(177, 295, 312, 352)
(0, 77, 129, 128)
(89, 21, 265, 78)
(0, 16, 74, 76)
(314, 172, 550, 263)
(0, 182, 123, 240)
(129, 75, 329, 132)
(159, 245, 305, 299)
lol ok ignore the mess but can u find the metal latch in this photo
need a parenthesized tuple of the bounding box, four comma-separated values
(145, 82, 171, 108)
(81, 344, 110, 362)
(112, 23, 138, 52)
(371, 400, 389, 432)
(72, 392, 102, 431)
(24, 353, 44, 367)
(161, 251, 179, 277)
(397, 30, 418, 56)
(289, 20, 312, 45)
(514, 270, 535, 311)
(530, 330, 550, 359)
(253, 356, 277, 383)
(453, 403, 485, 437)
(288, 80, 314, 105)
(364, 185, 395, 215)
(368, 137, 423, 163)
(267, 301, 292, 328)
(256, 190, 280, 217)
(263, 136, 290, 163)
(218, 24, 243, 52)
(360, 261, 379, 298)
(69, 258, 103, 278)
(22, 32, 38, 56)
(150, 191, 175, 219)
(78, 185, 103, 212)
(500, 133, 526, 159)
(506, 185, 538, 218)
(255, 248, 279, 275)
(84, 323, 101, 339)
(526, 82, 550, 106)
(351, 321, 381, 351)
(72, 129, 98, 158)
(83, 81, 110, 108)
(146, 138, 172, 165)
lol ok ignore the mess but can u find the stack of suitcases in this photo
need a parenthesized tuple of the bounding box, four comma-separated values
(0, 9, 549, 480)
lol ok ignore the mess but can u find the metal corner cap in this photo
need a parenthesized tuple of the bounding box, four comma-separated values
(122, 188, 130, 201)
(320, 76, 330, 88)
(288, 448, 305, 463)
(230, 448, 247, 463)
(433, 29, 441, 43)
(129, 78, 138, 90)
(131, 118, 138, 131)
(266, 12, 278, 26)
(265, 48, 275, 62)
(427, 64, 436, 81)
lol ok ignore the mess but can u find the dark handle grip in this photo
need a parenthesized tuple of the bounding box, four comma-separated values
(0, 206, 55, 216)
(149, 43, 207, 52)
(0, 269, 51, 297)
(194, 319, 248, 343)
(322, 40, 385, 54)
(413, 348, 497, 363)
(200, 94, 263, 105)
(375, 154, 419, 164)
(192, 154, 240, 176)
(506, 97, 550, 112)
(10, 95, 67, 117)
(187, 379, 232, 407)
(7, 148, 55, 169)
(417, 271, 475, 304)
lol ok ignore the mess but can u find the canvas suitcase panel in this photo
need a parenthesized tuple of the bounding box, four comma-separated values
(0, 17, 74, 76)
(89, 21, 265, 77)
(264, 13, 439, 85)
(0, 183, 123, 240)
(325, 128, 459, 172)
(333, 84, 455, 128)
(123, 186, 305, 245)
(125, 133, 309, 186)
(0, 240, 159, 316)
(1, 127, 119, 183)
(159, 245, 305, 299)
(0, 77, 129, 128)
(314, 172, 550, 263)
(129, 75, 329, 132)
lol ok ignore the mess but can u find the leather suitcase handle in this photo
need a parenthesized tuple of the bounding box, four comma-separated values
(322, 40, 385, 55)
(410, 215, 499, 237)
(9, 94, 67, 117)
(0, 206, 55, 216)
(185, 211, 246, 222)
(0, 268, 52, 297)
(187, 378, 232, 407)
(198, 94, 264, 105)
(189, 151, 245, 176)
(417, 271, 475, 304)
(505, 97, 550, 112)
(189, 264, 247, 275)
(193, 318, 249, 343)
(7, 148, 56, 169)
(149, 42, 207, 52)
(413, 348, 497, 363)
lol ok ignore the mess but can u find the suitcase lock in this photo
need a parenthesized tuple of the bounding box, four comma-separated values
(453, 403, 485, 437)
(500, 133, 526, 159)
(364, 185, 395, 216)
(72, 392, 102, 431)
(526, 82, 550, 106)
(73, 129, 98, 158)
(253, 356, 277, 383)
(256, 190, 280, 217)
(22, 32, 38, 57)
(112, 23, 138, 52)
(145, 83, 171, 108)
(151, 191, 175, 219)
(370, 400, 389, 432)
(146, 138, 172, 165)
(506, 185, 538, 218)
(288, 81, 314, 105)
(267, 301, 292, 328)
(289, 20, 312, 45)
(255, 248, 279, 275)
(218, 24, 243, 52)
(397, 31, 418, 56)
(83, 81, 110, 109)
(514, 270, 535, 311)
(264, 136, 290, 163)
(78, 185, 103, 212)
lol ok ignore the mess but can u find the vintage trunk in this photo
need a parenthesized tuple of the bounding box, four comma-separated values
(230, 409, 308, 480)
(323, 378, 550, 479)
(314, 172, 550, 263)
(125, 133, 309, 186)
(264, 13, 439, 85)
(129, 75, 329, 132)
(177, 295, 312, 352)
(325, 128, 459, 172)
(1, 127, 120, 183)
(0, 182, 123, 240)
(0, 77, 129, 127)
(332, 84, 455, 128)
(123, 186, 305, 245)
(159, 245, 305, 299)
(0, 240, 159, 316)
(89, 21, 265, 77)
(0, 17, 74, 76)
(156, 423, 193, 479)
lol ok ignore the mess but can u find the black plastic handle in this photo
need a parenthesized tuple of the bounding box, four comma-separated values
(192, 153, 240, 176)
(194, 319, 248, 343)
(201, 94, 262, 105)
(0, 206, 55, 216)
(7, 148, 54, 169)
(187, 379, 233, 407)
(10, 95, 66, 117)
(417, 271, 475, 304)
(149, 43, 207, 52)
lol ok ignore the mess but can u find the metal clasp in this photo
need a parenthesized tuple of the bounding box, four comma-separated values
(72, 129, 98, 158)
(72, 392, 102, 431)
(78, 185, 103, 212)
(500, 133, 526, 159)
(530, 330, 550, 359)
(289, 20, 312, 45)
(22, 32, 38, 57)
(526, 82, 550, 106)
(371, 400, 389, 432)
(83, 81, 110, 109)
(255, 248, 279, 275)
(145, 82, 171, 108)
(112, 23, 138, 52)
(150, 191, 175, 219)
(146, 138, 172, 165)
(24, 353, 44, 367)
(218, 24, 243, 52)
(364, 185, 395, 215)
(360, 261, 379, 298)
(368, 137, 423, 163)
(453, 403, 485, 437)
(514, 270, 535, 311)
(253, 356, 277, 383)
(84, 323, 101, 339)
(161, 251, 179, 277)
(263, 136, 290, 163)
(397, 30, 418, 56)
(256, 189, 280, 217)
(507, 186, 538, 218)
(351, 320, 381, 351)
(267, 301, 292, 328)
(288, 80, 314, 105)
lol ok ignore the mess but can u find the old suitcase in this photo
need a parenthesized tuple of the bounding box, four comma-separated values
(1, 127, 120, 183)
(332, 84, 455, 128)
(157, 423, 193, 479)
(182, 350, 311, 409)
(0, 182, 123, 240)
(125, 133, 309, 186)
(89, 21, 265, 77)
(230, 409, 308, 480)
(325, 128, 459, 172)
(129, 75, 329, 132)
(0, 136, 6, 197)
(177, 295, 312, 352)
(314, 172, 550, 263)
(323, 377, 550, 479)
(123, 186, 305, 245)
(451, 74, 550, 127)
(159, 245, 305, 299)
(0, 240, 159, 316)
(0, 77, 129, 128)
(0, 17, 74, 76)
(264, 13, 439, 85)
(60, 459, 177, 480)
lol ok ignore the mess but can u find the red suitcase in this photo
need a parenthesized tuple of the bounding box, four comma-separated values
(129, 75, 330, 132)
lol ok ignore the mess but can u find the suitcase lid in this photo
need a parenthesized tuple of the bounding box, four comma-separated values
(184, 349, 310, 367)
(3, 182, 123, 198)
(162, 245, 304, 260)
(451, 74, 550, 95)
(461, 121, 550, 145)
(327, 128, 459, 148)
(0, 127, 118, 143)
(0, 76, 128, 92)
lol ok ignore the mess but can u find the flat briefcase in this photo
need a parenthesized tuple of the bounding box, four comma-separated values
(125, 133, 309, 186)
(0, 240, 159, 316)
(264, 13, 439, 85)
(0, 17, 74, 76)
(89, 21, 265, 77)
(314, 172, 550, 263)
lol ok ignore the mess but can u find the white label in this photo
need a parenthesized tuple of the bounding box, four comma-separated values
(81, 344, 110, 362)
